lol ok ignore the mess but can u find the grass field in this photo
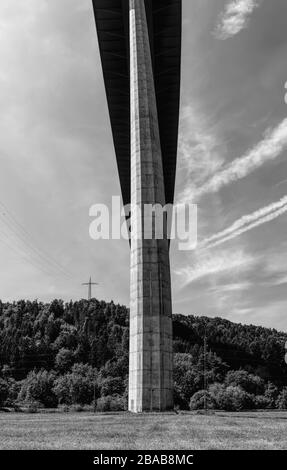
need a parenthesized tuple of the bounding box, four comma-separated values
(1, 411, 287, 450)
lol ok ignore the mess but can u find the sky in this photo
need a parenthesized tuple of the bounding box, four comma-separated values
(0, 0, 287, 331)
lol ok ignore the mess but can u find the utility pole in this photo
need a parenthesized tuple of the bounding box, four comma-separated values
(203, 322, 208, 414)
(82, 277, 98, 301)
(93, 373, 97, 413)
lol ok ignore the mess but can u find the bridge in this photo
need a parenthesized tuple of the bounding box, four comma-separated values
(92, 0, 182, 412)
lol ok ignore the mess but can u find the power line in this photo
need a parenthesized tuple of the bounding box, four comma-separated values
(0, 227, 56, 277)
(0, 201, 73, 279)
(0, 206, 72, 278)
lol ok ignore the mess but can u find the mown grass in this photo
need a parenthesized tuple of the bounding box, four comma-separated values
(1, 411, 287, 450)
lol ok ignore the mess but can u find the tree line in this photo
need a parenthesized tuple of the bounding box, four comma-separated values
(0, 299, 287, 411)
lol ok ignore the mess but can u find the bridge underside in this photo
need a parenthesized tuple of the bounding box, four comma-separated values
(92, 0, 181, 208)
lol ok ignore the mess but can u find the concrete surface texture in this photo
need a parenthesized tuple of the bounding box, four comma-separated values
(128, 0, 173, 413)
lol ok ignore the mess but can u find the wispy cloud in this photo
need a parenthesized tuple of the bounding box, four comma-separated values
(209, 281, 252, 292)
(272, 275, 287, 286)
(215, 0, 262, 40)
(264, 247, 287, 285)
(201, 195, 287, 249)
(176, 105, 227, 207)
(176, 248, 255, 285)
(176, 105, 225, 199)
(181, 118, 287, 203)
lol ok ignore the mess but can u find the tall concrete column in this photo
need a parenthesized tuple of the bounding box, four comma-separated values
(128, 0, 173, 413)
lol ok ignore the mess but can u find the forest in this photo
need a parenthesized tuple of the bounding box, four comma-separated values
(0, 298, 287, 411)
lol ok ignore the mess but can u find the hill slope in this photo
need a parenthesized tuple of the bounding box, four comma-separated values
(0, 299, 286, 409)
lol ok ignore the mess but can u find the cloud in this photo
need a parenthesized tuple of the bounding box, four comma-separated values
(178, 106, 225, 179)
(241, 300, 287, 330)
(201, 195, 287, 249)
(273, 276, 287, 286)
(210, 281, 252, 292)
(263, 247, 287, 285)
(176, 248, 256, 285)
(181, 118, 287, 203)
(215, 0, 262, 40)
(176, 105, 225, 202)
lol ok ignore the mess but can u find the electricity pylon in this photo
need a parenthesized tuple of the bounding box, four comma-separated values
(82, 277, 98, 301)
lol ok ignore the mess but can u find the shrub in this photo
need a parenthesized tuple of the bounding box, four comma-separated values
(22, 400, 41, 413)
(109, 395, 127, 412)
(254, 395, 272, 410)
(27, 401, 40, 413)
(277, 388, 287, 410)
(53, 363, 98, 405)
(208, 383, 225, 408)
(53, 376, 71, 405)
(100, 377, 125, 397)
(209, 383, 254, 411)
(223, 386, 254, 411)
(18, 370, 57, 408)
(58, 404, 70, 413)
(189, 390, 216, 410)
(173, 354, 200, 409)
(5, 379, 21, 407)
(96, 395, 127, 412)
(264, 382, 279, 408)
(70, 404, 85, 412)
(225, 370, 265, 395)
(96, 396, 111, 412)
(0, 379, 9, 407)
(174, 383, 189, 410)
(174, 352, 229, 410)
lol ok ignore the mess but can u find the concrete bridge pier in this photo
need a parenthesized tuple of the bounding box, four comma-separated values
(128, 0, 174, 413)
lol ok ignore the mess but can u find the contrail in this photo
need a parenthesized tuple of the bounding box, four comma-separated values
(180, 118, 287, 204)
(197, 118, 287, 199)
(201, 195, 287, 247)
(201, 197, 287, 249)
